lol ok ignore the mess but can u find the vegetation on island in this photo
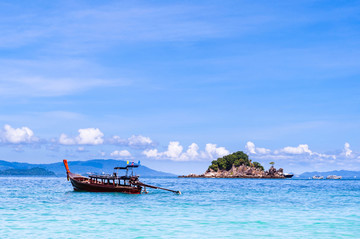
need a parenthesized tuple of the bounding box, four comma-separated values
(0, 167, 56, 176)
(208, 151, 264, 172)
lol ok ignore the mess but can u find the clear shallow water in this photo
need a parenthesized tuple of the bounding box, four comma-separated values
(1, 177, 360, 238)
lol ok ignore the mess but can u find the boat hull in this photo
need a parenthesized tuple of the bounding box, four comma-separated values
(70, 177, 142, 194)
(326, 175, 342, 180)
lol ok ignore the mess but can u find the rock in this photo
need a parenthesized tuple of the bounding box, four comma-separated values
(245, 168, 253, 175)
(179, 164, 286, 179)
(204, 170, 216, 177)
(268, 166, 277, 176)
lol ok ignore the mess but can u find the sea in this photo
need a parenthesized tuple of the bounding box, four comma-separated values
(1, 177, 359, 238)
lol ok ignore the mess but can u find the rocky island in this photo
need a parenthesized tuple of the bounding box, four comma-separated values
(179, 151, 288, 178)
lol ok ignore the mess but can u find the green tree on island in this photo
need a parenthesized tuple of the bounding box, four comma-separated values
(208, 151, 264, 171)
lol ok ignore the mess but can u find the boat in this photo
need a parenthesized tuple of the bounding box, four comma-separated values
(63, 159, 181, 194)
(283, 173, 294, 178)
(312, 175, 324, 179)
(326, 175, 342, 180)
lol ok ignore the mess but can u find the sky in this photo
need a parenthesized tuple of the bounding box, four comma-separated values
(0, 0, 360, 175)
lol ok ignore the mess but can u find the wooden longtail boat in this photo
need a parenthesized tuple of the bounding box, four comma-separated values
(63, 159, 180, 194)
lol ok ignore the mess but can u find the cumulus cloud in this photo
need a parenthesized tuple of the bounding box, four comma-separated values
(344, 142, 352, 158)
(245, 141, 271, 154)
(77, 128, 104, 145)
(110, 150, 132, 158)
(281, 144, 312, 155)
(59, 128, 104, 145)
(203, 143, 229, 159)
(184, 143, 200, 158)
(142, 141, 229, 161)
(0, 124, 38, 144)
(59, 133, 76, 145)
(278, 144, 335, 159)
(128, 135, 153, 147)
(164, 141, 183, 158)
(109, 135, 153, 148)
(58, 130, 154, 149)
(143, 141, 183, 159)
(246, 142, 337, 160)
(109, 135, 127, 145)
(142, 148, 159, 158)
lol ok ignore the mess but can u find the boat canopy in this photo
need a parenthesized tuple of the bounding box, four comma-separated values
(114, 165, 139, 170)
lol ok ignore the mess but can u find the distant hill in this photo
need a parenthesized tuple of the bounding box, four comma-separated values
(0, 159, 175, 177)
(298, 170, 360, 179)
(0, 167, 55, 176)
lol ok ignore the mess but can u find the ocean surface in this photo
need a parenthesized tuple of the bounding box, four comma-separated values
(1, 177, 359, 238)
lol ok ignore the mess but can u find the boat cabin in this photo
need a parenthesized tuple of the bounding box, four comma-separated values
(87, 164, 140, 186)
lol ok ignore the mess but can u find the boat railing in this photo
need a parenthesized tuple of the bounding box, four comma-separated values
(88, 174, 137, 180)
(87, 173, 139, 186)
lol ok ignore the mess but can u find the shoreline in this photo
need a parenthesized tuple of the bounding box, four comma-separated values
(178, 175, 286, 179)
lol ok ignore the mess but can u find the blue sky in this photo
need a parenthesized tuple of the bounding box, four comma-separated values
(0, 0, 360, 175)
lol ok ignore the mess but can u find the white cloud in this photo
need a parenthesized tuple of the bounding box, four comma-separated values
(164, 141, 183, 158)
(143, 141, 183, 159)
(109, 135, 127, 144)
(185, 143, 200, 158)
(278, 144, 335, 159)
(246, 142, 337, 161)
(142, 141, 229, 161)
(344, 142, 352, 157)
(59, 128, 104, 145)
(128, 135, 153, 147)
(142, 149, 159, 158)
(204, 143, 230, 159)
(177, 143, 202, 161)
(245, 141, 271, 154)
(256, 147, 271, 154)
(110, 150, 131, 158)
(59, 133, 76, 145)
(109, 134, 153, 148)
(246, 141, 256, 154)
(142, 141, 184, 161)
(0, 124, 38, 144)
(59, 131, 153, 148)
(76, 128, 104, 145)
(281, 144, 312, 155)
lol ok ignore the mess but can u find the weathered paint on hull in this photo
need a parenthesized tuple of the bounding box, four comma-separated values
(70, 178, 142, 194)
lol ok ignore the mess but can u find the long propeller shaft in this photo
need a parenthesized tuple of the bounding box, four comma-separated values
(133, 182, 181, 194)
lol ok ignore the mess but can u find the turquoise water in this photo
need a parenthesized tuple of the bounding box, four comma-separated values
(1, 177, 360, 238)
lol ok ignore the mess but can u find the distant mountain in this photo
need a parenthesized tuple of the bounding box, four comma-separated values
(298, 170, 360, 179)
(0, 159, 175, 177)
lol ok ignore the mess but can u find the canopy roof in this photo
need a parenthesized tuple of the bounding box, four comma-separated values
(114, 165, 139, 170)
